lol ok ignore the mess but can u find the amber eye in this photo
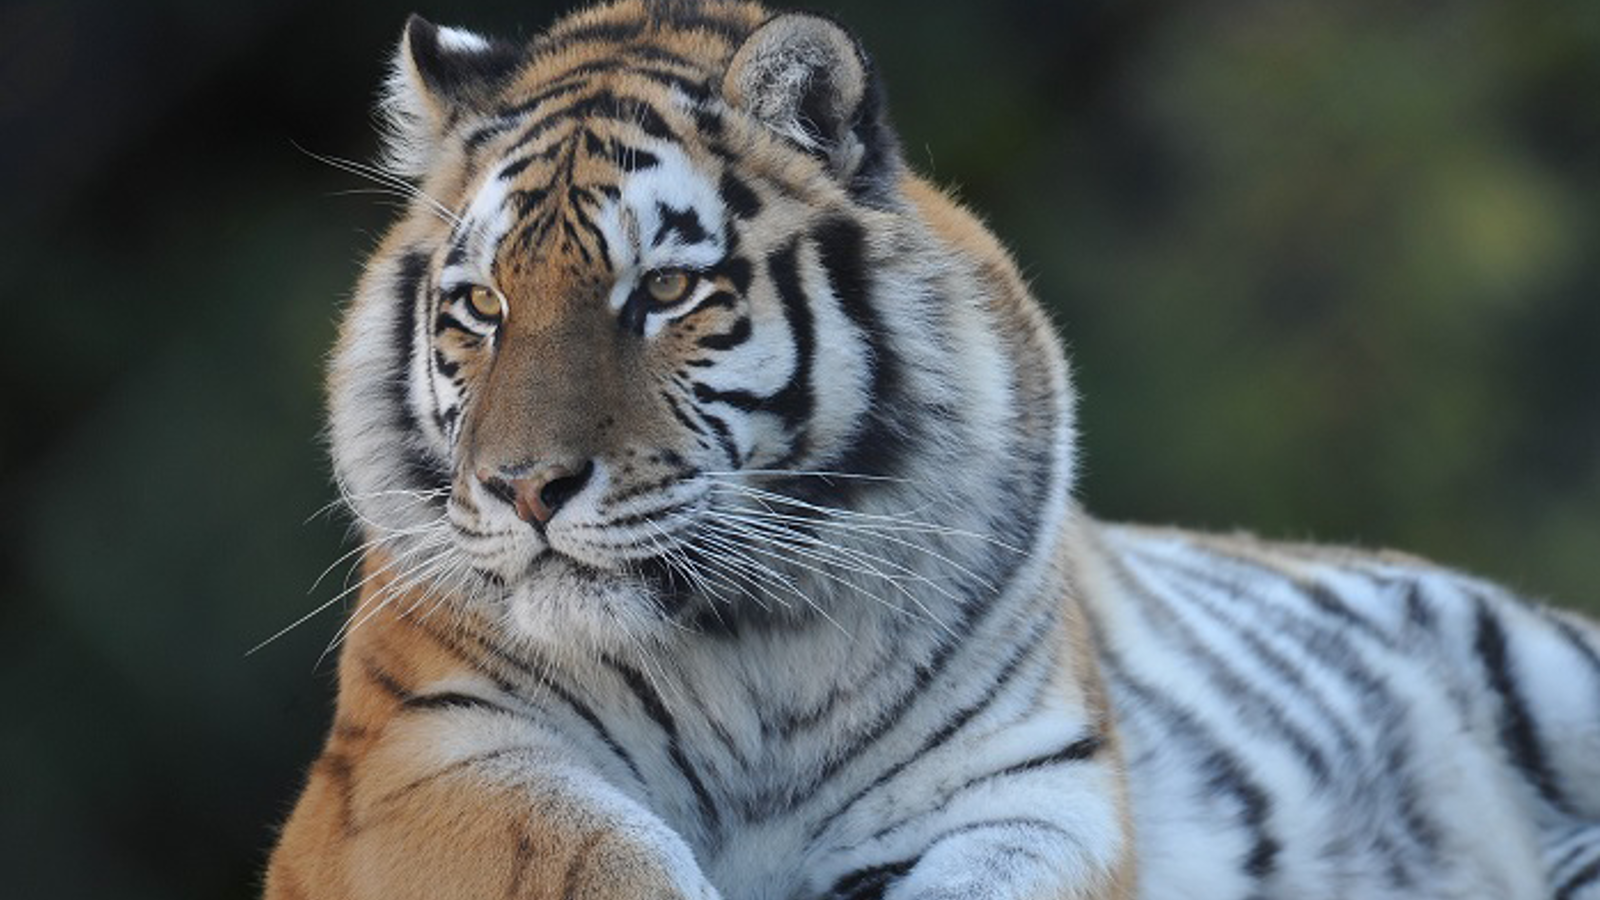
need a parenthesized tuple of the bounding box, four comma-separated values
(643, 269, 696, 306)
(463, 285, 504, 322)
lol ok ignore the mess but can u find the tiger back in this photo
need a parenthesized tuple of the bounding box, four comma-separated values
(266, 2, 1600, 899)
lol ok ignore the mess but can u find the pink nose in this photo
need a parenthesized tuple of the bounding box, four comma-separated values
(476, 462, 593, 526)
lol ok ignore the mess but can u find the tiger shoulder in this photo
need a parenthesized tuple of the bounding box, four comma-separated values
(265, 2, 1600, 899)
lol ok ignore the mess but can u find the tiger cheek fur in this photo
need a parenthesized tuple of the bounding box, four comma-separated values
(272, 3, 1600, 900)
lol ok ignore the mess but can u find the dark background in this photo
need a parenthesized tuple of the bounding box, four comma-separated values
(2, 0, 1595, 897)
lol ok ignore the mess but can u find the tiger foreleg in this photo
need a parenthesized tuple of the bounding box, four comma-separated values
(882, 819, 1135, 900)
(265, 711, 718, 900)
(819, 748, 1135, 900)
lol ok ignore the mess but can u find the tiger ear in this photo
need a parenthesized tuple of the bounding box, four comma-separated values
(722, 13, 902, 205)
(380, 14, 522, 177)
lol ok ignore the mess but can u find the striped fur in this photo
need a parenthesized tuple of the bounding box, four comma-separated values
(266, 2, 1600, 898)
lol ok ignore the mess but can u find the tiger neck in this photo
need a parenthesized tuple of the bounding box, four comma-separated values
(657, 173, 1082, 703)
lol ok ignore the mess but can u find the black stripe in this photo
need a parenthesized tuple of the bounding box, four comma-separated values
(495, 78, 590, 121)
(692, 382, 763, 412)
(1556, 617, 1600, 686)
(623, 43, 698, 69)
(859, 736, 1106, 845)
(610, 139, 660, 171)
(694, 107, 725, 139)
(388, 250, 428, 422)
(567, 193, 615, 271)
(694, 290, 738, 315)
(719, 170, 762, 219)
(375, 747, 531, 807)
(651, 10, 748, 42)
(807, 618, 1052, 832)
(509, 188, 549, 219)
(585, 90, 673, 139)
(926, 816, 1074, 845)
(1127, 552, 1369, 767)
(434, 312, 473, 335)
(806, 216, 905, 495)
(631, 66, 715, 103)
(547, 19, 647, 49)
(1107, 655, 1280, 880)
(1475, 597, 1575, 815)
(508, 105, 581, 154)
(717, 253, 753, 295)
(697, 316, 751, 351)
(1403, 578, 1437, 629)
(1110, 551, 1337, 785)
(560, 219, 593, 265)
(498, 155, 535, 181)
(826, 858, 916, 900)
(412, 620, 644, 784)
(361, 656, 410, 700)
(764, 239, 817, 437)
(388, 251, 451, 491)
(652, 203, 709, 248)
(1557, 856, 1600, 900)
(1203, 543, 1393, 645)
(1133, 549, 1441, 868)
(1551, 838, 1596, 882)
(863, 814, 1075, 865)
(400, 691, 517, 716)
(987, 732, 1105, 778)
(661, 390, 708, 437)
(802, 631, 966, 794)
(698, 408, 741, 466)
(464, 119, 516, 150)
(608, 659, 722, 833)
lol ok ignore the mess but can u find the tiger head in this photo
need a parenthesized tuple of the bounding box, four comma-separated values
(328, 0, 1075, 652)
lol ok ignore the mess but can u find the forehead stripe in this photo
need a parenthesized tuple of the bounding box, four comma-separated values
(651, 204, 709, 248)
(512, 89, 676, 154)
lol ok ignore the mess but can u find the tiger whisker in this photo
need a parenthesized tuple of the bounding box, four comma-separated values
(406, 556, 480, 625)
(670, 518, 810, 617)
(700, 468, 915, 485)
(248, 527, 451, 657)
(686, 532, 799, 614)
(696, 518, 918, 629)
(303, 486, 449, 525)
(701, 509, 958, 634)
(642, 518, 754, 618)
(709, 480, 1023, 553)
(324, 549, 459, 662)
(319, 543, 460, 666)
(713, 504, 999, 594)
(697, 517, 938, 624)
(295, 141, 463, 227)
(307, 516, 450, 597)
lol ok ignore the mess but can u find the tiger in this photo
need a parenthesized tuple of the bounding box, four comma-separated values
(264, 2, 1600, 898)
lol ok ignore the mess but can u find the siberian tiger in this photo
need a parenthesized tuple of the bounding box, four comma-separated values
(264, 2, 1600, 898)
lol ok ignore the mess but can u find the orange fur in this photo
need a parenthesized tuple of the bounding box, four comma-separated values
(266, 553, 713, 899)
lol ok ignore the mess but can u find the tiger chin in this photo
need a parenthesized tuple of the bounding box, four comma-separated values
(266, 2, 1600, 899)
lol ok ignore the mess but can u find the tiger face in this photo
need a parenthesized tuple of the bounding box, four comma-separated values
(328, 3, 965, 649)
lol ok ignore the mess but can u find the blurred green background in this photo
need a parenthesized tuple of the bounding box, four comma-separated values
(1, 0, 1595, 897)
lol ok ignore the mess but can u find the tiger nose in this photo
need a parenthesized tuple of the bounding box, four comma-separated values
(477, 461, 594, 526)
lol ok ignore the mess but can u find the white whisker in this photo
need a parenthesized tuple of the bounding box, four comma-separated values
(295, 141, 463, 228)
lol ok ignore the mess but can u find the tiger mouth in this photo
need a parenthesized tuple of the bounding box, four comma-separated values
(515, 546, 698, 616)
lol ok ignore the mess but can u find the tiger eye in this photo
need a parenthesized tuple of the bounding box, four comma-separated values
(467, 285, 503, 321)
(644, 269, 693, 305)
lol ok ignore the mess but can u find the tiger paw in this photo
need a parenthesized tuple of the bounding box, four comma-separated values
(553, 827, 722, 900)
